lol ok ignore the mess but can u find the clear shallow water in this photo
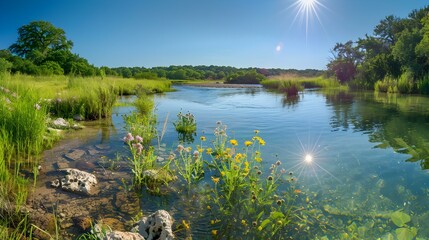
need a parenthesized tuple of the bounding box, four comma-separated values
(153, 86, 429, 239)
(38, 86, 429, 239)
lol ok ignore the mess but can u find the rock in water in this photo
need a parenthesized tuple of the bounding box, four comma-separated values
(92, 224, 144, 240)
(51, 168, 98, 195)
(51, 118, 70, 129)
(132, 210, 174, 240)
(64, 149, 86, 161)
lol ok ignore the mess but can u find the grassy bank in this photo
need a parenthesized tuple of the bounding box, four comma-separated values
(0, 73, 171, 239)
(261, 75, 344, 95)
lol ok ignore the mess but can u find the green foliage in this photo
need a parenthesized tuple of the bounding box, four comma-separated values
(374, 76, 398, 93)
(134, 93, 154, 115)
(417, 73, 429, 94)
(9, 21, 73, 59)
(328, 6, 429, 93)
(203, 123, 295, 238)
(39, 61, 64, 75)
(173, 112, 197, 134)
(173, 143, 204, 188)
(390, 211, 411, 227)
(397, 71, 414, 93)
(49, 78, 116, 119)
(0, 58, 12, 73)
(225, 71, 265, 84)
(123, 112, 157, 146)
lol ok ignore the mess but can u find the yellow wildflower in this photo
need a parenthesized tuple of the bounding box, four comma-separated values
(206, 148, 213, 155)
(182, 220, 190, 230)
(212, 230, 218, 236)
(254, 130, 259, 134)
(229, 139, 238, 146)
(255, 157, 262, 163)
(211, 220, 215, 225)
(241, 220, 246, 226)
(255, 151, 260, 156)
(258, 139, 266, 146)
(200, 136, 206, 141)
(211, 176, 220, 184)
(244, 141, 252, 147)
(220, 171, 225, 176)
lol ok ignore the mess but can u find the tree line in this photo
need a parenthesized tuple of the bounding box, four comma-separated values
(327, 5, 429, 94)
(0, 21, 322, 83)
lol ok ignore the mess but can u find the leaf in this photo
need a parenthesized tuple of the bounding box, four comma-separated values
(260, 219, 271, 229)
(390, 211, 411, 227)
(270, 211, 285, 220)
(396, 227, 416, 240)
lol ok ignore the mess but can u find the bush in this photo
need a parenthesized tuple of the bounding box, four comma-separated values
(417, 74, 429, 94)
(225, 71, 265, 84)
(397, 71, 414, 94)
(0, 58, 12, 73)
(375, 76, 397, 93)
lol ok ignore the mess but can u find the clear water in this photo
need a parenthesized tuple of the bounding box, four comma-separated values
(38, 86, 429, 239)
(153, 86, 429, 239)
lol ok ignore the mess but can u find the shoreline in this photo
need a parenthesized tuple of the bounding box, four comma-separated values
(181, 82, 262, 88)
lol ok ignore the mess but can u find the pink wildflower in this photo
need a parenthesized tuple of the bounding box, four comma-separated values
(132, 143, 143, 154)
(135, 135, 143, 143)
(176, 144, 184, 152)
(123, 133, 134, 143)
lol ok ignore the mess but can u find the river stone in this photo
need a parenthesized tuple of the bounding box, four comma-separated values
(51, 118, 70, 129)
(74, 216, 93, 231)
(92, 223, 144, 240)
(55, 161, 70, 170)
(73, 114, 85, 121)
(132, 210, 174, 240)
(65, 149, 85, 161)
(51, 168, 98, 195)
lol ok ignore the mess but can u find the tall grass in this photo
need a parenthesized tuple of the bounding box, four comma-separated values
(0, 74, 172, 238)
(261, 76, 341, 95)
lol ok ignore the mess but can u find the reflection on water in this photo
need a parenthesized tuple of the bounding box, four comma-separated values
(39, 86, 429, 239)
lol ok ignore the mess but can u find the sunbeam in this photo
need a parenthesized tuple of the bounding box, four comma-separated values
(288, 0, 328, 40)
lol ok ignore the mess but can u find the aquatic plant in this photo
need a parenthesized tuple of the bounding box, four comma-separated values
(172, 137, 205, 189)
(134, 93, 154, 115)
(202, 123, 295, 238)
(173, 111, 197, 134)
(123, 111, 157, 146)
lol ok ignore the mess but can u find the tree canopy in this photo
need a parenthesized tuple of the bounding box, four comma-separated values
(327, 6, 429, 94)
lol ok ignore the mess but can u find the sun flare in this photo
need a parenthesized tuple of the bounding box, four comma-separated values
(289, 0, 327, 40)
(304, 154, 313, 163)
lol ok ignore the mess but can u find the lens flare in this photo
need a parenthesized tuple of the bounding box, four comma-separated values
(288, 0, 327, 40)
(304, 154, 313, 163)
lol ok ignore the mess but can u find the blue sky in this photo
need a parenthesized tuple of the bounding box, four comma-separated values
(0, 0, 426, 70)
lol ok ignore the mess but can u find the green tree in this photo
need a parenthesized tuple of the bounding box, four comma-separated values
(416, 14, 429, 65)
(9, 21, 73, 62)
(0, 58, 13, 73)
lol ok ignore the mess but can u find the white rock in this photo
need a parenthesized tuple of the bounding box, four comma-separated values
(52, 118, 69, 129)
(52, 168, 98, 195)
(132, 210, 174, 240)
(92, 224, 145, 240)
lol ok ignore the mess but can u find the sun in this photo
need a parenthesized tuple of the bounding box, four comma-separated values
(289, 0, 327, 40)
(304, 154, 313, 163)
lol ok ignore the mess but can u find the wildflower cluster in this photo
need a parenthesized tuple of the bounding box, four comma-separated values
(173, 111, 197, 134)
(205, 125, 293, 238)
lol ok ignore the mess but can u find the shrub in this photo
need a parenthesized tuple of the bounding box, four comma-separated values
(397, 71, 414, 94)
(417, 74, 429, 94)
